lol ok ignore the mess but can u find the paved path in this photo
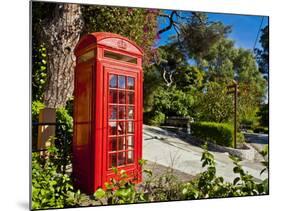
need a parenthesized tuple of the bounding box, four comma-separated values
(244, 132, 269, 153)
(143, 125, 268, 183)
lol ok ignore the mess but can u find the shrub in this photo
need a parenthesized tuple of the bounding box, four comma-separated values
(32, 100, 45, 122)
(31, 101, 74, 168)
(52, 107, 74, 171)
(191, 122, 234, 147)
(253, 126, 269, 134)
(153, 86, 195, 117)
(32, 144, 81, 209)
(56, 106, 73, 145)
(237, 132, 245, 144)
(146, 111, 166, 126)
(257, 103, 269, 127)
(94, 168, 146, 205)
(240, 118, 259, 131)
(32, 101, 45, 149)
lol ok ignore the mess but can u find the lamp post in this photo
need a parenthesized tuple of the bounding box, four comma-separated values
(227, 80, 238, 149)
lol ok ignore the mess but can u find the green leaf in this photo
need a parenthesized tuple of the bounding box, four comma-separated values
(233, 166, 240, 174)
(233, 177, 240, 185)
(138, 159, 147, 166)
(260, 168, 267, 175)
(105, 182, 113, 190)
(115, 188, 131, 198)
(112, 167, 118, 175)
(94, 188, 106, 199)
(182, 188, 188, 195)
(40, 65, 46, 70)
(144, 169, 152, 177)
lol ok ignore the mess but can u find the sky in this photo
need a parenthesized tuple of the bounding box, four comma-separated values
(156, 10, 269, 51)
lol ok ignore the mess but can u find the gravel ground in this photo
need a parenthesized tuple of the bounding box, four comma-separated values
(143, 160, 195, 182)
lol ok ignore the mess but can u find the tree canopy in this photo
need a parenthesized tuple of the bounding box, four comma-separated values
(255, 25, 269, 76)
(32, 4, 268, 129)
(32, 2, 159, 107)
(144, 12, 267, 126)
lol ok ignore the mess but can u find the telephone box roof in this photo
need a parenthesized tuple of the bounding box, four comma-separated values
(74, 32, 143, 56)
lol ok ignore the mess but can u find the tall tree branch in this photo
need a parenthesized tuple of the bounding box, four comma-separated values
(158, 11, 177, 34)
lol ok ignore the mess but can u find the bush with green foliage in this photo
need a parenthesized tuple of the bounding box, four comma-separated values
(32, 101, 45, 149)
(145, 111, 166, 126)
(32, 144, 81, 209)
(191, 122, 235, 147)
(257, 103, 269, 127)
(32, 101, 73, 168)
(153, 86, 196, 117)
(94, 167, 147, 205)
(32, 100, 45, 122)
(195, 82, 233, 123)
(237, 132, 245, 144)
(144, 85, 197, 125)
(54, 106, 74, 170)
(82, 6, 159, 67)
(253, 126, 269, 134)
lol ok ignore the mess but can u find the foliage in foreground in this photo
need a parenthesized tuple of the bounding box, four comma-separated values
(32, 142, 268, 209)
(94, 146, 268, 204)
(32, 144, 81, 209)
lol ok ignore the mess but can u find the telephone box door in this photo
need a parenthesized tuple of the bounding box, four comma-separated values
(103, 67, 141, 181)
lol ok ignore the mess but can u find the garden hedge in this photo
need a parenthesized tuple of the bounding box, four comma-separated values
(253, 126, 269, 134)
(191, 122, 234, 147)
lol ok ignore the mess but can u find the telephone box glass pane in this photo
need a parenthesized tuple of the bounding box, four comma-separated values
(109, 122, 117, 135)
(109, 153, 117, 168)
(109, 90, 117, 104)
(128, 106, 134, 119)
(118, 152, 126, 166)
(118, 136, 126, 151)
(109, 137, 117, 151)
(119, 91, 126, 104)
(118, 121, 126, 135)
(127, 121, 134, 134)
(127, 151, 134, 164)
(118, 106, 126, 119)
(109, 74, 117, 88)
(127, 92, 134, 105)
(127, 77, 135, 90)
(104, 51, 137, 64)
(127, 136, 134, 150)
(118, 75, 126, 89)
(109, 105, 117, 120)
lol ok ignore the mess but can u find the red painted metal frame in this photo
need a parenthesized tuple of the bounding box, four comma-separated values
(73, 32, 143, 194)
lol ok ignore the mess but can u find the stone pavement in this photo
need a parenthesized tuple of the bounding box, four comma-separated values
(143, 125, 268, 183)
(244, 132, 269, 153)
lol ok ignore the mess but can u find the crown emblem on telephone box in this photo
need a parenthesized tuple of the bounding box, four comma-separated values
(117, 40, 127, 49)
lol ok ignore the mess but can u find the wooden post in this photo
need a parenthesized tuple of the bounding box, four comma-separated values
(37, 108, 56, 150)
(227, 80, 238, 149)
(234, 83, 237, 149)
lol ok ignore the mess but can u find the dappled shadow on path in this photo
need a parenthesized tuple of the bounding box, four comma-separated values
(244, 133, 268, 145)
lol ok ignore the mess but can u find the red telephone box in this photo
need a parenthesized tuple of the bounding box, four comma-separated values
(73, 32, 143, 193)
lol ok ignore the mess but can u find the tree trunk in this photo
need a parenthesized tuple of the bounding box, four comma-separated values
(42, 4, 84, 108)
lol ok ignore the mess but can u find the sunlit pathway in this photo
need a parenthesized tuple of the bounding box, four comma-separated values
(143, 125, 268, 183)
